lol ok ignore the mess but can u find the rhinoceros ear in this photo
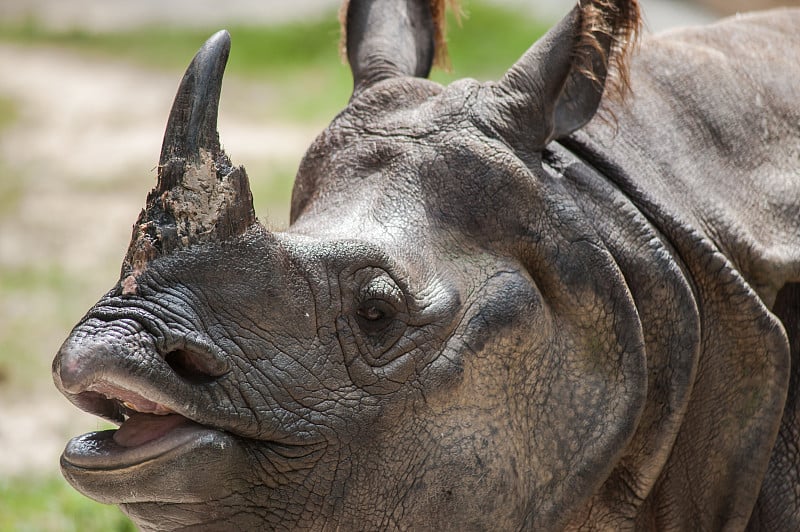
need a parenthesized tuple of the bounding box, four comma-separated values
(122, 30, 256, 283)
(488, 0, 640, 150)
(343, 0, 438, 95)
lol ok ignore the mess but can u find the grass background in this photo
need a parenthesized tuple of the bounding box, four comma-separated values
(0, 2, 546, 529)
(0, 2, 546, 122)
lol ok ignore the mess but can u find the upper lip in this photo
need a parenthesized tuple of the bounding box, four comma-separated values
(80, 380, 177, 425)
(53, 322, 324, 447)
(53, 326, 229, 432)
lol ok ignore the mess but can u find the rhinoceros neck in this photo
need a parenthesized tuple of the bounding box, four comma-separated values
(548, 118, 792, 531)
(558, 13, 800, 309)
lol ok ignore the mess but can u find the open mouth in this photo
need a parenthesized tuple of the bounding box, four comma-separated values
(55, 327, 321, 481)
(61, 383, 219, 471)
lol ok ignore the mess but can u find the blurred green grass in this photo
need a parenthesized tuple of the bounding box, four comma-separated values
(0, 3, 547, 123)
(0, 476, 135, 532)
(0, 2, 546, 529)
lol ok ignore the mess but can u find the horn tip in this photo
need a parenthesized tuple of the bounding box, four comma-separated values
(206, 29, 231, 52)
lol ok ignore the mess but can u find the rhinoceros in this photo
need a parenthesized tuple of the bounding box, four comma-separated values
(53, 0, 800, 529)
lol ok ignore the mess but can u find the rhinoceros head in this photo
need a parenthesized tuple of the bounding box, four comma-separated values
(54, 0, 643, 529)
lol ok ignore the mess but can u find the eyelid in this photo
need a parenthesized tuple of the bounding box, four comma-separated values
(360, 274, 404, 308)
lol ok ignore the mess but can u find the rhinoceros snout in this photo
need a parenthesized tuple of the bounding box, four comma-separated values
(53, 319, 232, 424)
(53, 335, 106, 396)
(57, 330, 223, 387)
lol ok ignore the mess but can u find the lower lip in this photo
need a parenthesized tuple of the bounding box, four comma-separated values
(60, 423, 243, 506)
(61, 419, 211, 470)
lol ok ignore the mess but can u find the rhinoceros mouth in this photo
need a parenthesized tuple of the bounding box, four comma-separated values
(60, 383, 224, 471)
(62, 418, 215, 471)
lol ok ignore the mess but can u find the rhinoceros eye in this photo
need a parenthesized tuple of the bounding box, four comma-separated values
(356, 298, 396, 333)
(352, 270, 407, 350)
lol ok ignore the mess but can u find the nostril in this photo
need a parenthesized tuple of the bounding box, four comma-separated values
(164, 349, 225, 384)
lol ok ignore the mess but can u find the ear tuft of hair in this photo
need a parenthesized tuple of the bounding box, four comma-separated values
(576, 0, 641, 106)
(339, 0, 460, 71)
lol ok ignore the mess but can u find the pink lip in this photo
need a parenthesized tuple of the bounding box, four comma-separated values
(60, 380, 220, 470)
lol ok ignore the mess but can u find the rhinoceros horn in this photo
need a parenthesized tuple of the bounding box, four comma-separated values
(122, 30, 256, 284)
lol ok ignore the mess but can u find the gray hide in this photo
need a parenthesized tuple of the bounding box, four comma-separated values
(53, 1, 800, 529)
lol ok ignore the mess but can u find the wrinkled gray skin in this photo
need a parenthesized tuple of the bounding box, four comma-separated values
(53, 0, 800, 529)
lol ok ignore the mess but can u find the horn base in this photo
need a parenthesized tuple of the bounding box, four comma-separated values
(123, 149, 256, 279)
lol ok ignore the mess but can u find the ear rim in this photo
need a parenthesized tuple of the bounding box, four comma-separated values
(485, 0, 640, 151)
(343, 0, 437, 96)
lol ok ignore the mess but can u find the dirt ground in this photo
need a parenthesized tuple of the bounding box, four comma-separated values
(0, 0, 718, 479)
